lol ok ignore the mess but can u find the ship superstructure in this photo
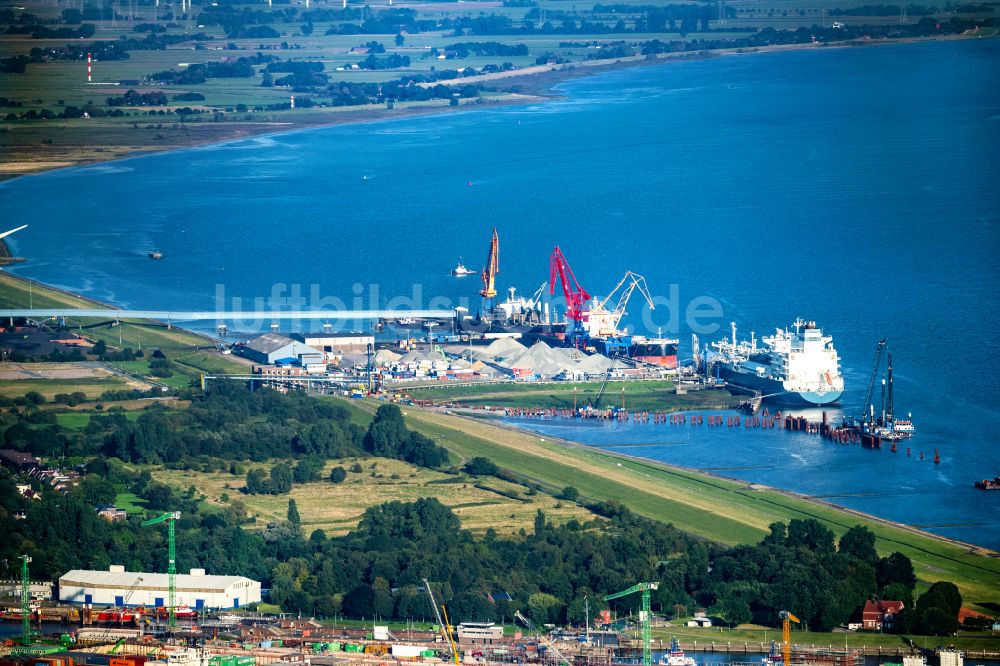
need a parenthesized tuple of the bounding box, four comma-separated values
(709, 319, 844, 406)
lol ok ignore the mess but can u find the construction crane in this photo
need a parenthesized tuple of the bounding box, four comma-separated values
(422, 578, 460, 666)
(604, 582, 659, 666)
(514, 610, 571, 666)
(584, 271, 655, 338)
(779, 610, 800, 666)
(141, 512, 180, 627)
(862, 339, 888, 427)
(118, 576, 144, 626)
(549, 246, 590, 323)
(479, 227, 500, 302)
(19, 554, 32, 648)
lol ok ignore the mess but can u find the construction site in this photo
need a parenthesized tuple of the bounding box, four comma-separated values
(3, 559, 968, 666)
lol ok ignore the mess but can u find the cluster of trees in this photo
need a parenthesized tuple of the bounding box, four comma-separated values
(5, 23, 96, 39)
(264, 60, 328, 87)
(107, 89, 169, 107)
(26, 32, 212, 65)
(328, 75, 480, 107)
(0, 55, 28, 73)
(357, 53, 411, 70)
(362, 405, 450, 468)
(150, 57, 255, 85)
(133, 22, 167, 33)
(444, 41, 529, 57)
(246, 462, 294, 495)
(1, 382, 364, 464)
(195, 5, 297, 37)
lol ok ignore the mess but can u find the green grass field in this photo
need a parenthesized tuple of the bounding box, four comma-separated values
(355, 402, 1000, 611)
(646, 625, 1000, 653)
(55, 409, 142, 428)
(0, 375, 132, 399)
(406, 379, 739, 412)
(113, 491, 151, 513)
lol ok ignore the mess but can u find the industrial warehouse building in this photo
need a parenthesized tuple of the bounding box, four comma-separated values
(236, 333, 323, 365)
(291, 332, 374, 354)
(59, 566, 261, 609)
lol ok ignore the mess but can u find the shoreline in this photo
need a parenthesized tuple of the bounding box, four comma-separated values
(483, 414, 999, 557)
(0, 32, 989, 184)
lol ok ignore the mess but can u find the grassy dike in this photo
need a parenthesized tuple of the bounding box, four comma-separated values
(0, 271, 243, 376)
(406, 379, 740, 412)
(332, 400, 1000, 611)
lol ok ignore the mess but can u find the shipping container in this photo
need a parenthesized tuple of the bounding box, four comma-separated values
(390, 646, 424, 658)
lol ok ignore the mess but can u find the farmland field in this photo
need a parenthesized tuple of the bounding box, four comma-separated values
(152, 456, 597, 536)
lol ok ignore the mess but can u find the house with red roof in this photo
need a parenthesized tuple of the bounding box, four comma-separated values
(862, 600, 905, 630)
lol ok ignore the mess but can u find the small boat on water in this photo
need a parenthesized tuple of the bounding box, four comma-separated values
(452, 259, 475, 276)
(97, 607, 141, 623)
(148, 250, 163, 260)
(156, 605, 198, 619)
(975, 476, 1000, 490)
(660, 638, 695, 666)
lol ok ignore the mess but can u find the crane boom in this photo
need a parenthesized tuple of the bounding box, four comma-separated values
(514, 611, 571, 666)
(549, 247, 590, 322)
(479, 227, 499, 300)
(863, 340, 888, 425)
(779, 610, 800, 666)
(141, 511, 180, 627)
(586, 271, 654, 338)
(423, 579, 459, 666)
(604, 583, 658, 666)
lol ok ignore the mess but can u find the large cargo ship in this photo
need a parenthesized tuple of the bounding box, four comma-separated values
(591, 335, 678, 368)
(708, 319, 844, 406)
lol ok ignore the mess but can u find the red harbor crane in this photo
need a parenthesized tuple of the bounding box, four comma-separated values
(549, 246, 590, 322)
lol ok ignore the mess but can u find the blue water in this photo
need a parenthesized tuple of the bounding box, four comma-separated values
(2, 39, 999, 546)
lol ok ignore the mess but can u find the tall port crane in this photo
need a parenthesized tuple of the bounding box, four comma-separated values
(604, 582, 659, 666)
(585, 271, 655, 338)
(779, 610, 800, 666)
(549, 247, 590, 323)
(514, 610, 571, 666)
(422, 578, 460, 666)
(141, 511, 181, 627)
(479, 227, 500, 303)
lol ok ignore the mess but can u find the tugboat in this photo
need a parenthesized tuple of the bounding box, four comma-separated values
(761, 641, 784, 666)
(660, 638, 696, 666)
(975, 476, 1000, 490)
(452, 259, 475, 276)
(148, 250, 163, 260)
(156, 605, 198, 620)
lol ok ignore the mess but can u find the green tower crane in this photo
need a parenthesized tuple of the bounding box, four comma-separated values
(19, 554, 32, 648)
(141, 511, 181, 627)
(604, 582, 659, 666)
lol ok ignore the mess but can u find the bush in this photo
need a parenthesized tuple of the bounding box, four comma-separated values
(330, 466, 347, 484)
(463, 456, 499, 476)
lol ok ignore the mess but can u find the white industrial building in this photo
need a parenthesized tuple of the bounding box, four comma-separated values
(59, 566, 261, 610)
